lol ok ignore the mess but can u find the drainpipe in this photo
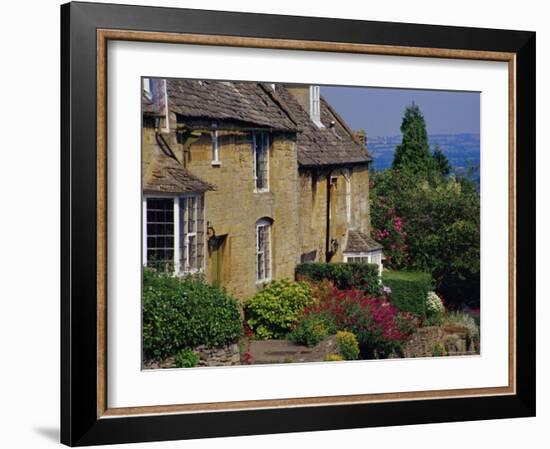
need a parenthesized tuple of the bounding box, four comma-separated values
(176, 129, 202, 168)
(325, 170, 332, 262)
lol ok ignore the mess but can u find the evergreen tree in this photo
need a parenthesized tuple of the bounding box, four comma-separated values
(392, 102, 434, 174)
(432, 145, 451, 176)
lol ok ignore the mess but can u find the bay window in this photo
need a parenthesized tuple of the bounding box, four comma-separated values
(144, 194, 205, 274)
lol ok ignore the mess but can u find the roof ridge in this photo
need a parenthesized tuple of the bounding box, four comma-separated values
(258, 83, 299, 129)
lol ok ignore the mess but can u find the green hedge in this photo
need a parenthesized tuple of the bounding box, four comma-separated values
(143, 268, 242, 359)
(382, 271, 432, 316)
(295, 262, 381, 295)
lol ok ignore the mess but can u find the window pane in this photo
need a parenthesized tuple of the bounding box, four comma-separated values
(256, 223, 271, 281)
(188, 235, 196, 269)
(257, 253, 264, 280)
(146, 198, 174, 268)
(179, 194, 205, 273)
(188, 197, 196, 232)
(254, 133, 269, 190)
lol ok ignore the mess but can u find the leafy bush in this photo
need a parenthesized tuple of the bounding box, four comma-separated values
(245, 279, 313, 339)
(432, 341, 446, 357)
(370, 168, 480, 307)
(396, 311, 421, 336)
(143, 269, 242, 359)
(289, 314, 329, 347)
(175, 349, 200, 368)
(382, 271, 432, 316)
(296, 262, 381, 295)
(325, 354, 343, 362)
(336, 331, 360, 360)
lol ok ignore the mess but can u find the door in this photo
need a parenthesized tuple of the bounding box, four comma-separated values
(210, 234, 227, 287)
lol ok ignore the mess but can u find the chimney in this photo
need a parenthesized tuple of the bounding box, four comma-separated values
(283, 84, 324, 128)
(354, 130, 367, 149)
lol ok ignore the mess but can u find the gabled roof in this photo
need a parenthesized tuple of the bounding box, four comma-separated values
(166, 79, 297, 131)
(344, 230, 383, 253)
(142, 91, 162, 116)
(146, 79, 371, 169)
(272, 86, 371, 167)
(143, 140, 215, 194)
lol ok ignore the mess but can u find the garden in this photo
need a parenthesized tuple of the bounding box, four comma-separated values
(142, 103, 481, 369)
(142, 262, 480, 369)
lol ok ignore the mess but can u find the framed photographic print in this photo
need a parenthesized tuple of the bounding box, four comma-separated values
(60, 1, 536, 446)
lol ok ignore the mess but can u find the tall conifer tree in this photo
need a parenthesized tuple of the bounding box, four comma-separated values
(432, 144, 451, 176)
(392, 102, 434, 174)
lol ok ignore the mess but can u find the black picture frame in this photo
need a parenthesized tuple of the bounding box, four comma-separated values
(61, 1, 536, 446)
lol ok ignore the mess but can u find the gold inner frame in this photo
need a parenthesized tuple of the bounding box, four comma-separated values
(96, 29, 516, 419)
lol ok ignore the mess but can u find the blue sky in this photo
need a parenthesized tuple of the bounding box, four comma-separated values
(321, 86, 480, 138)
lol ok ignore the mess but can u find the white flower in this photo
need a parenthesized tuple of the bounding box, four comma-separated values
(426, 291, 445, 316)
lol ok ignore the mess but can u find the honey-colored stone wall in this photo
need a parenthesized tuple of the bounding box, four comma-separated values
(298, 166, 371, 263)
(143, 112, 372, 299)
(183, 129, 300, 299)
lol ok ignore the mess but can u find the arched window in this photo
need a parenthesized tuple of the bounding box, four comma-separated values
(256, 218, 272, 282)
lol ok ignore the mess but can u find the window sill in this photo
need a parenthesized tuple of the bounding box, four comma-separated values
(211, 161, 222, 167)
(254, 189, 270, 194)
(177, 268, 204, 276)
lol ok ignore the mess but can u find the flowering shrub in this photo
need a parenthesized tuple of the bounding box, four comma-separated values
(302, 282, 413, 357)
(242, 351, 253, 364)
(396, 311, 421, 336)
(245, 279, 313, 339)
(325, 354, 343, 362)
(373, 206, 408, 268)
(426, 291, 445, 324)
(426, 291, 445, 315)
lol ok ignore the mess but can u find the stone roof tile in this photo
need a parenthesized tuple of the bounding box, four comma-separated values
(345, 229, 383, 253)
(166, 79, 297, 131)
(272, 86, 371, 167)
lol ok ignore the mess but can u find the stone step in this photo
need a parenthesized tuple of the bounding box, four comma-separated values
(249, 336, 338, 364)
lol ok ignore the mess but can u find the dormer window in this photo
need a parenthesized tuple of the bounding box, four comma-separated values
(211, 127, 221, 166)
(309, 85, 324, 128)
(143, 77, 152, 99)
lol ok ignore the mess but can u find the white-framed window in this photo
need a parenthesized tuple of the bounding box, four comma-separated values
(145, 197, 175, 269)
(344, 169, 352, 223)
(143, 194, 205, 274)
(211, 129, 221, 165)
(309, 85, 323, 128)
(344, 250, 383, 277)
(344, 253, 371, 264)
(180, 195, 205, 272)
(143, 77, 152, 99)
(256, 218, 272, 282)
(253, 133, 269, 192)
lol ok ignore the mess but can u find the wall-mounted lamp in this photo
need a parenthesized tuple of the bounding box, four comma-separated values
(207, 221, 217, 253)
(330, 238, 339, 254)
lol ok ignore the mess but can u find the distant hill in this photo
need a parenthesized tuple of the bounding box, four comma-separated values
(368, 133, 480, 185)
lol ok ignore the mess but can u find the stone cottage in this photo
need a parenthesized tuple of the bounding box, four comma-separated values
(142, 78, 383, 298)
